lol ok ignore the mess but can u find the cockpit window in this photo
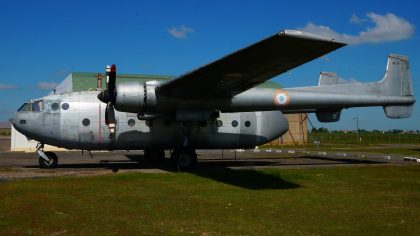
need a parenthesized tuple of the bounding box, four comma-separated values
(18, 103, 30, 111)
(18, 100, 43, 112)
(32, 100, 43, 112)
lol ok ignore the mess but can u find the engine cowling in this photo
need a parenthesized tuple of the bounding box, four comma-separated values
(114, 81, 158, 113)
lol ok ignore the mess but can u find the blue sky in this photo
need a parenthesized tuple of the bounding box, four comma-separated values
(0, 0, 419, 131)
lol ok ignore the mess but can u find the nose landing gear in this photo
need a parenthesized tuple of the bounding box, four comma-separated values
(36, 143, 58, 169)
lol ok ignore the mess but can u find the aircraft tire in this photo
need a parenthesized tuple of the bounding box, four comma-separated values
(39, 152, 58, 169)
(144, 149, 165, 162)
(171, 149, 197, 171)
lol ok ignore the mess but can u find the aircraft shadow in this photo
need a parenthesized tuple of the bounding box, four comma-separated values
(189, 168, 300, 190)
(23, 154, 388, 190)
(300, 156, 387, 164)
(25, 154, 300, 190)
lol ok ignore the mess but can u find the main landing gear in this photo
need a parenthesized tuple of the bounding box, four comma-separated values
(170, 148, 197, 171)
(36, 143, 58, 169)
(143, 148, 197, 171)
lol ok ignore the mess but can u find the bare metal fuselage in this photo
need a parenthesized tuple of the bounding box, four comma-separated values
(12, 91, 288, 150)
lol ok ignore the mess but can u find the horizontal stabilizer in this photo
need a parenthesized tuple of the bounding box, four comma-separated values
(384, 105, 413, 119)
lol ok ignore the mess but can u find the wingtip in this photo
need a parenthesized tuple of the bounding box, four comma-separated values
(279, 29, 347, 45)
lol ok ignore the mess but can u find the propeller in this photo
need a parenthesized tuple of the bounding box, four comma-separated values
(98, 65, 117, 138)
(98, 65, 117, 104)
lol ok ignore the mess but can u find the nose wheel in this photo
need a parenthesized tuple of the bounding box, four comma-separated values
(36, 143, 58, 168)
(38, 152, 58, 168)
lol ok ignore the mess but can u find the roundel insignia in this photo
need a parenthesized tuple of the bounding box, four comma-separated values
(273, 90, 290, 106)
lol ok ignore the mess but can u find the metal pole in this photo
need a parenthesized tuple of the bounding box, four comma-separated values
(354, 116, 359, 143)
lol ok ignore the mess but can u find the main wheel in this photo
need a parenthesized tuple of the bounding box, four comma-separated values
(38, 151, 58, 169)
(171, 149, 197, 171)
(144, 149, 165, 162)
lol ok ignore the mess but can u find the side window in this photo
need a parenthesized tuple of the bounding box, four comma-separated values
(51, 103, 60, 110)
(82, 118, 90, 126)
(62, 103, 70, 110)
(128, 119, 136, 127)
(43, 100, 61, 113)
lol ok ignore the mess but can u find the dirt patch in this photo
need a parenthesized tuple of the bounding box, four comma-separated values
(0, 136, 10, 151)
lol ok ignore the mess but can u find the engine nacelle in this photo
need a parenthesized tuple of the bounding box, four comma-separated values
(114, 81, 158, 113)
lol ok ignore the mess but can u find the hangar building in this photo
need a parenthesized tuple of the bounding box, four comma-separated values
(11, 73, 307, 151)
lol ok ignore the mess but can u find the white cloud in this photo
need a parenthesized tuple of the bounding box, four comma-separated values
(300, 13, 414, 44)
(350, 14, 366, 24)
(37, 82, 58, 90)
(167, 25, 194, 39)
(0, 84, 18, 90)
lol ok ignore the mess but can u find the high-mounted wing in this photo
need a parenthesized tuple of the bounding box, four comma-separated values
(157, 30, 346, 99)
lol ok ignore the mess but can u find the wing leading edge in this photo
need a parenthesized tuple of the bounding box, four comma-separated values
(157, 30, 346, 99)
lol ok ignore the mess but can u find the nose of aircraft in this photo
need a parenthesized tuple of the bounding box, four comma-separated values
(10, 112, 18, 127)
(10, 112, 26, 133)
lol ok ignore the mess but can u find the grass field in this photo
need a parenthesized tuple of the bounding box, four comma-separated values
(318, 146, 420, 156)
(308, 132, 420, 145)
(0, 166, 419, 235)
(263, 143, 420, 156)
(0, 128, 10, 136)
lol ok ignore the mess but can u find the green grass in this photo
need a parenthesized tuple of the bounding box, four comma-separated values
(263, 143, 420, 156)
(308, 132, 420, 145)
(0, 166, 419, 235)
(322, 147, 420, 156)
(0, 128, 10, 136)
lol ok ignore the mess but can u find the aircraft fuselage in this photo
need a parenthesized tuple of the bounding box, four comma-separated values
(12, 91, 289, 151)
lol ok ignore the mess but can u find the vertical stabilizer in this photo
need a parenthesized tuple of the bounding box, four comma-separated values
(381, 54, 414, 118)
(318, 72, 338, 85)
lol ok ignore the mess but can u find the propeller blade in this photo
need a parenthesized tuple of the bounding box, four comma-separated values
(99, 64, 117, 138)
(109, 64, 116, 105)
(105, 103, 109, 125)
(98, 64, 116, 104)
(104, 103, 116, 138)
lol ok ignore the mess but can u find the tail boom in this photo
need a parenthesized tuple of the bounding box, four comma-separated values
(283, 54, 415, 119)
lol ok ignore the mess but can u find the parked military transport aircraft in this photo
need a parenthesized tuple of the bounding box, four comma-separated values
(11, 30, 415, 170)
